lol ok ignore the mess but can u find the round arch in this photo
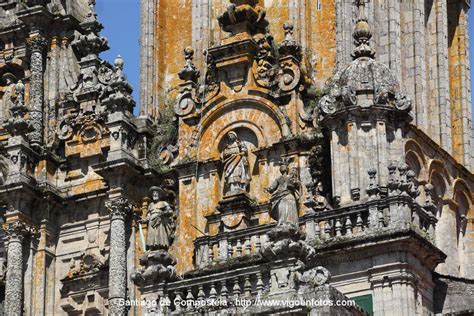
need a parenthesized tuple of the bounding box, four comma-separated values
(194, 98, 291, 160)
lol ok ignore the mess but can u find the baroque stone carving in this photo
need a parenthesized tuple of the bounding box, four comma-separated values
(221, 131, 251, 196)
(62, 253, 106, 282)
(28, 35, 48, 147)
(71, 0, 109, 61)
(175, 47, 199, 117)
(143, 186, 176, 250)
(56, 112, 108, 144)
(298, 266, 331, 287)
(366, 168, 380, 200)
(100, 55, 135, 113)
(423, 183, 437, 214)
(3, 80, 33, 138)
(317, 1, 412, 120)
(0, 72, 17, 118)
(253, 32, 276, 88)
(217, 0, 268, 35)
(265, 159, 301, 228)
(131, 185, 179, 286)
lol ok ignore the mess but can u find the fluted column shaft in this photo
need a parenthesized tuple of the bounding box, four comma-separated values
(106, 198, 131, 315)
(28, 35, 47, 146)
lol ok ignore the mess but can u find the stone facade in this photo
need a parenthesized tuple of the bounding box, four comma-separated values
(0, 0, 470, 316)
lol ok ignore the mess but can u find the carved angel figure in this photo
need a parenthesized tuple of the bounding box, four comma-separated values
(142, 186, 176, 251)
(265, 163, 301, 228)
(221, 131, 250, 195)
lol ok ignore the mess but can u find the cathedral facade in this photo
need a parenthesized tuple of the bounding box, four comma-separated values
(0, 0, 472, 315)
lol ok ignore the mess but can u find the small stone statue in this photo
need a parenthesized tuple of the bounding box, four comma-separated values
(313, 181, 332, 211)
(265, 161, 301, 228)
(142, 186, 176, 251)
(221, 131, 250, 195)
(0, 73, 17, 120)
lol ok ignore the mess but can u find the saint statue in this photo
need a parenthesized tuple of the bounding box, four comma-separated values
(265, 162, 301, 228)
(313, 181, 332, 211)
(221, 131, 250, 195)
(142, 186, 176, 251)
(0, 73, 17, 122)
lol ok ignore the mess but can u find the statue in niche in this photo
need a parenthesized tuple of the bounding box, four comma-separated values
(309, 180, 332, 212)
(221, 131, 250, 195)
(142, 186, 176, 251)
(0, 73, 17, 120)
(265, 160, 301, 228)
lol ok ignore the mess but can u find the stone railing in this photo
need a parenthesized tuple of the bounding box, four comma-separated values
(194, 224, 272, 269)
(194, 195, 437, 269)
(163, 262, 273, 314)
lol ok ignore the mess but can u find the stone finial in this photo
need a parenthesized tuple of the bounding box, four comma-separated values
(283, 22, 294, 41)
(279, 22, 302, 60)
(101, 55, 136, 113)
(405, 170, 420, 199)
(114, 54, 124, 69)
(366, 168, 379, 200)
(178, 47, 200, 83)
(102, 55, 135, 113)
(423, 183, 437, 214)
(71, 0, 109, 60)
(351, 0, 375, 59)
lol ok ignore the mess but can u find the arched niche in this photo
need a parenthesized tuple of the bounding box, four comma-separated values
(452, 186, 473, 277)
(405, 139, 427, 180)
(195, 98, 289, 161)
(406, 151, 423, 179)
(0, 60, 27, 123)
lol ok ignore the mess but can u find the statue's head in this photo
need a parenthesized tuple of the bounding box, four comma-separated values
(150, 186, 165, 201)
(227, 131, 238, 142)
(280, 164, 288, 174)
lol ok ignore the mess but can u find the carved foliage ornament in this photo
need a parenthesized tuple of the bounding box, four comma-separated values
(56, 112, 108, 144)
(105, 198, 132, 219)
(3, 220, 36, 241)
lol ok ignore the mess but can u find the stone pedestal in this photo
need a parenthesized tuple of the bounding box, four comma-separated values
(208, 192, 255, 233)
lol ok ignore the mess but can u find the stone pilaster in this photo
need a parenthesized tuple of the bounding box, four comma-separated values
(27, 35, 47, 147)
(105, 198, 132, 315)
(3, 220, 30, 316)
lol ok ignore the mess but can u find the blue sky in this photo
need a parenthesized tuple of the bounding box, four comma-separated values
(97, 1, 474, 119)
(96, 0, 140, 113)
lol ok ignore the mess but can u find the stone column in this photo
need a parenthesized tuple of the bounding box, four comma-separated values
(27, 35, 47, 147)
(105, 198, 132, 315)
(4, 220, 30, 316)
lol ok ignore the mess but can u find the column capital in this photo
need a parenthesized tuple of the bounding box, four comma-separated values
(105, 198, 132, 219)
(3, 220, 34, 242)
(27, 35, 48, 53)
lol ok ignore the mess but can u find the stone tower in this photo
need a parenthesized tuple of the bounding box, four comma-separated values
(141, 0, 474, 171)
(0, 0, 470, 315)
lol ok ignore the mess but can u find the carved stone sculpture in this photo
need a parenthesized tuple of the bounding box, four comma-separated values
(0, 73, 16, 119)
(143, 186, 176, 250)
(265, 160, 301, 228)
(131, 186, 179, 286)
(221, 131, 250, 196)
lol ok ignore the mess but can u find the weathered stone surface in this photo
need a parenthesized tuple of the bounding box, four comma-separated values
(0, 0, 471, 315)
